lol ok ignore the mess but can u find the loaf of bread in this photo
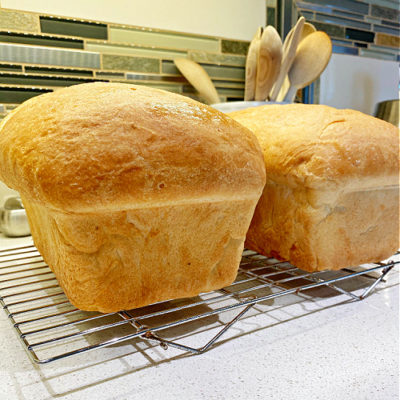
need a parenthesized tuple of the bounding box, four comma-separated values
(0, 82, 266, 312)
(229, 104, 399, 271)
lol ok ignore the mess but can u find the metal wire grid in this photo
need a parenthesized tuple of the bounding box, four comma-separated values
(0, 244, 398, 364)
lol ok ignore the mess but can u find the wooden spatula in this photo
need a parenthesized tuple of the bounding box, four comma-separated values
(174, 58, 220, 105)
(269, 17, 305, 101)
(244, 27, 262, 101)
(255, 26, 282, 101)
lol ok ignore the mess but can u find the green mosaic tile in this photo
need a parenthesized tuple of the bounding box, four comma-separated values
(221, 40, 249, 55)
(0, 73, 97, 87)
(0, 10, 39, 33)
(157, 61, 177, 75)
(86, 42, 186, 60)
(216, 87, 244, 97)
(109, 27, 219, 52)
(162, 60, 244, 80)
(200, 64, 244, 81)
(25, 66, 93, 77)
(0, 64, 22, 73)
(126, 73, 184, 83)
(213, 80, 244, 89)
(311, 21, 346, 38)
(40, 17, 107, 40)
(359, 48, 397, 60)
(102, 54, 160, 73)
(183, 85, 243, 99)
(371, 4, 399, 21)
(0, 87, 52, 103)
(187, 51, 245, 67)
(364, 0, 399, 9)
(0, 32, 84, 49)
(95, 71, 126, 78)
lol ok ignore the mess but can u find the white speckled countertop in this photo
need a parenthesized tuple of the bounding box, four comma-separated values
(0, 234, 398, 400)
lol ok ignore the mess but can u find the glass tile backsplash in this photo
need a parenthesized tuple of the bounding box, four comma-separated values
(295, 0, 399, 60)
(0, 7, 248, 112)
(0, 1, 398, 114)
(345, 28, 375, 42)
(0, 32, 84, 49)
(40, 16, 108, 40)
(0, 43, 101, 68)
(0, 9, 39, 32)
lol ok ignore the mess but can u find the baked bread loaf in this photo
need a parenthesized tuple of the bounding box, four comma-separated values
(229, 104, 399, 271)
(0, 82, 266, 312)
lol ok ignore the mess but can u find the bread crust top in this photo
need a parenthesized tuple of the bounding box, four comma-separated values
(230, 104, 399, 190)
(0, 82, 266, 212)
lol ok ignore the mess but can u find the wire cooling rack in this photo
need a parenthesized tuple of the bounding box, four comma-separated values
(0, 244, 398, 364)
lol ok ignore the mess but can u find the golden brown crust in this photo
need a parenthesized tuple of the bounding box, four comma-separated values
(0, 83, 266, 312)
(230, 104, 399, 271)
(0, 82, 265, 212)
(230, 104, 399, 189)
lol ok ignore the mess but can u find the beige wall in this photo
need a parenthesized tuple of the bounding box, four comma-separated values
(0, 0, 266, 40)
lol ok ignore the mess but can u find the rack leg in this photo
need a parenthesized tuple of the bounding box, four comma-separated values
(358, 265, 394, 300)
(139, 304, 255, 355)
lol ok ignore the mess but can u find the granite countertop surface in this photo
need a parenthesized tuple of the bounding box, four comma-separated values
(0, 234, 398, 400)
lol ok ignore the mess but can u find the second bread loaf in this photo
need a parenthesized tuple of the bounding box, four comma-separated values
(230, 104, 399, 271)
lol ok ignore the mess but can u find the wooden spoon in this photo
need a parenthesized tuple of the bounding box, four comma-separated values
(300, 22, 316, 41)
(255, 26, 282, 101)
(274, 21, 315, 101)
(284, 31, 332, 102)
(244, 27, 263, 101)
(174, 58, 220, 104)
(270, 16, 305, 101)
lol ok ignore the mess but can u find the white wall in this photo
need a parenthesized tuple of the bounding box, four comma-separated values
(0, 0, 266, 41)
(319, 53, 399, 115)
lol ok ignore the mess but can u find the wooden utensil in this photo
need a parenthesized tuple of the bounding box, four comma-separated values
(300, 22, 316, 41)
(275, 76, 290, 102)
(255, 25, 282, 101)
(284, 31, 332, 102)
(244, 27, 262, 101)
(274, 21, 316, 101)
(269, 17, 305, 101)
(174, 58, 220, 105)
